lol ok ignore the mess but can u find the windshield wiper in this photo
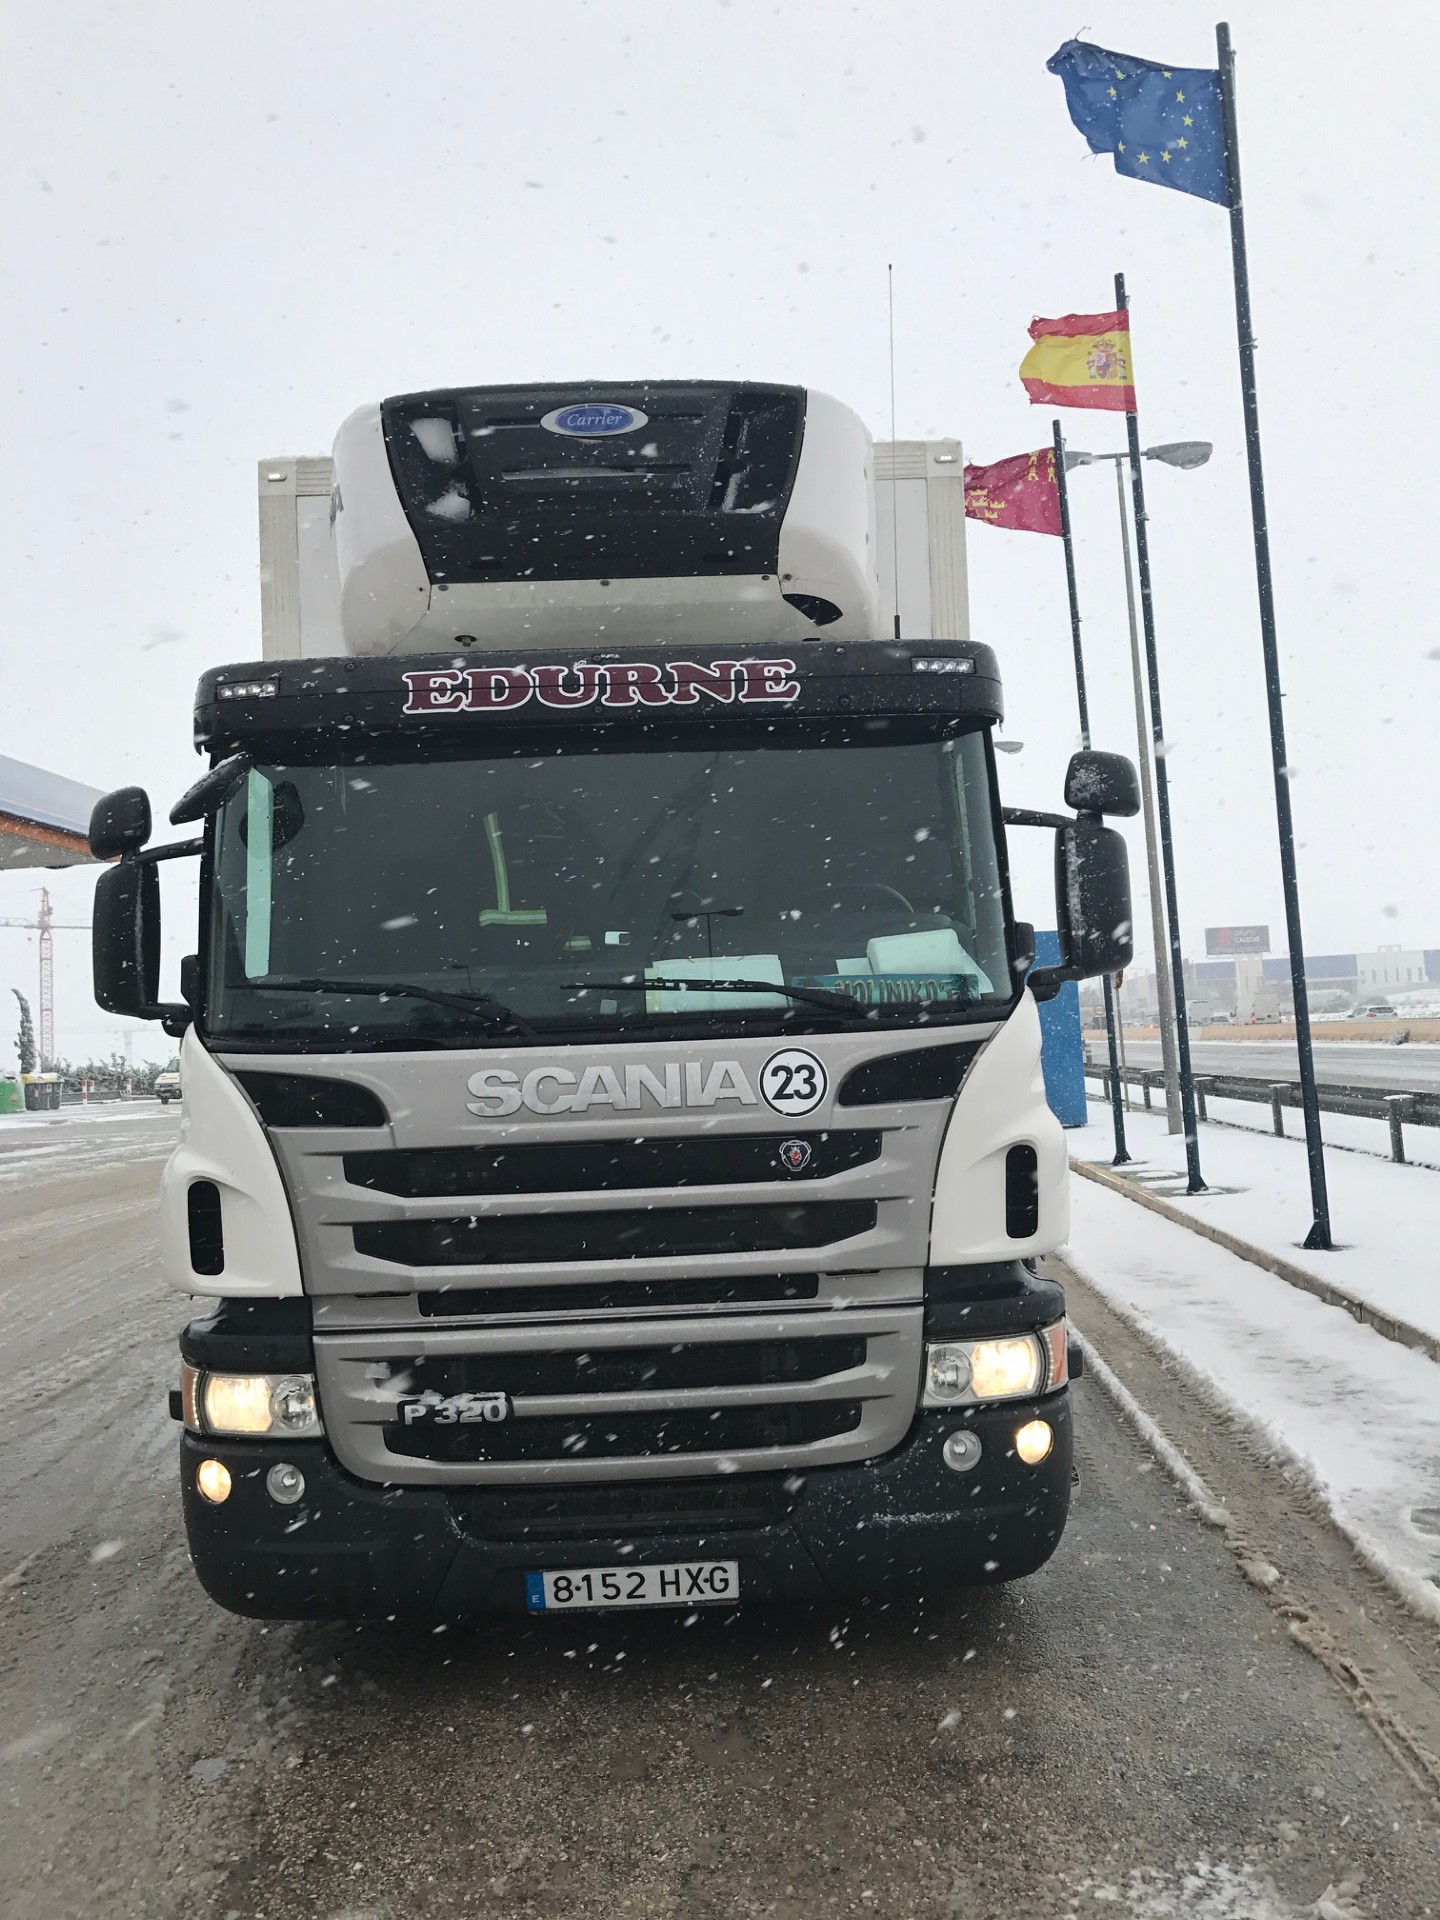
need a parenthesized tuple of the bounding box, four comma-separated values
(566, 977, 867, 1016)
(244, 977, 535, 1036)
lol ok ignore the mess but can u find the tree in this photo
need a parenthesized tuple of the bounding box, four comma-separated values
(13, 990, 35, 1076)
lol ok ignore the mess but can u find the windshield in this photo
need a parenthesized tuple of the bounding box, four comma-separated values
(204, 724, 1012, 1045)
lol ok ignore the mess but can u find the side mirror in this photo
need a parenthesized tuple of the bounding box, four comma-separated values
(93, 861, 161, 1015)
(1063, 750, 1140, 819)
(1030, 821, 1134, 998)
(93, 860, 191, 1029)
(89, 787, 152, 860)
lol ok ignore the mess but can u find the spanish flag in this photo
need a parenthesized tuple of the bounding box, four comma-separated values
(1020, 309, 1135, 413)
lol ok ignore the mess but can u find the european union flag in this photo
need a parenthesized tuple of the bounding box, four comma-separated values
(1047, 40, 1230, 207)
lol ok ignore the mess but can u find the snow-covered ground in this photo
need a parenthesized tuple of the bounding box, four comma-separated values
(1109, 1082, 1440, 1170)
(1065, 1112, 1440, 1621)
(1199, 1089, 1440, 1170)
(0, 1101, 178, 1185)
(1076, 1098, 1440, 1346)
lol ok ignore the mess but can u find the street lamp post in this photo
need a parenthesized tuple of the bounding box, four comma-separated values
(1065, 438, 1212, 1145)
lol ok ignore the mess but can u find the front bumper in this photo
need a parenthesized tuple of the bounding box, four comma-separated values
(180, 1393, 1072, 1619)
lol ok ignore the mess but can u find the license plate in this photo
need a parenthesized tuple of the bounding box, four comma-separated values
(525, 1560, 740, 1611)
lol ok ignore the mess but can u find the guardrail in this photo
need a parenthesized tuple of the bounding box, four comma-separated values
(1083, 1061, 1439, 1165)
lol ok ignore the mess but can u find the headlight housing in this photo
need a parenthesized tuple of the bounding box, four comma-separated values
(922, 1321, 1068, 1408)
(181, 1363, 322, 1437)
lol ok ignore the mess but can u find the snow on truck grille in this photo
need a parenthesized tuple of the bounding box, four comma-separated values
(311, 1307, 922, 1486)
(250, 1080, 952, 1484)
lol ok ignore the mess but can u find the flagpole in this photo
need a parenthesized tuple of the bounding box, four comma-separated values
(1216, 21, 1332, 1249)
(1113, 457, 1184, 1135)
(1115, 270, 1206, 1194)
(1053, 417, 1129, 1164)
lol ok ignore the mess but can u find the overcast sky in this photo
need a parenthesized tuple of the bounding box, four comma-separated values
(4, 0, 1437, 1066)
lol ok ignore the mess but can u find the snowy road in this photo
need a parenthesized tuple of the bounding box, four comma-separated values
(3, 1120, 1439, 1919)
(1122, 1037, 1440, 1092)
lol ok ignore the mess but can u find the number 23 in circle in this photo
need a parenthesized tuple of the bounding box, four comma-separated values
(760, 1047, 828, 1116)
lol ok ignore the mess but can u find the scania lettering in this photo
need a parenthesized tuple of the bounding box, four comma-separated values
(90, 380, 1138, 1618)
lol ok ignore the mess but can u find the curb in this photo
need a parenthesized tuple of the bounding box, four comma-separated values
(1070, 1156, 1440, 1366)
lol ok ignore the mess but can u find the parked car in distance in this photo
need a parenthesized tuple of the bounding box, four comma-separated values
(1352, 1003, 1396, 1020)
(154, 1062, 182, 1103)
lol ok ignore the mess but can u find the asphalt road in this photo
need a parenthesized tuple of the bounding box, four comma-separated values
(1121, 1036, 1440, 1092)
(3, 1104, 1440, 1919)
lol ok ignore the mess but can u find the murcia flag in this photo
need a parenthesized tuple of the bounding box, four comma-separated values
(1020, 309, 1135, 413)
(963, 449, 1061, 536)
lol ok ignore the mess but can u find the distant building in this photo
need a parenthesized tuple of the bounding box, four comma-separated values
(1083, 943, 1440, 1022)
(1355, 948, 1431, 992)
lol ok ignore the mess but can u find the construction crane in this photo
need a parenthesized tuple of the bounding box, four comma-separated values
(0, 887, 91, 1066)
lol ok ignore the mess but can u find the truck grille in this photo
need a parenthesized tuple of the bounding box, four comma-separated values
(354, 1202, 877, 1267)
(344, 1130, 880, 1197)
(240, 1034, 980, 1482)
(417, 1273, 821, 1318)
(379, 1335, 864, 1399)
(388, 1402, 863, 1464)
(312, 1306, 922, 1486)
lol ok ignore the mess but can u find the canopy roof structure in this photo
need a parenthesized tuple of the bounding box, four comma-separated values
(0, 754, 104, 869)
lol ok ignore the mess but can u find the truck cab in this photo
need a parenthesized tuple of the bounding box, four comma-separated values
(89, 382, 1136, 1619)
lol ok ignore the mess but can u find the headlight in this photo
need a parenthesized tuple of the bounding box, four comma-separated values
(182, 1363, 323, 1437)
(968, 1337, 1043, 1401)
(921, 1323, 1065, 1408)
(924, 1345, 973, 1402)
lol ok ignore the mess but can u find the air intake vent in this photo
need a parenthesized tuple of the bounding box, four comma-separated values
(235, 1072, 388, 1129)
(344, 1131, 879, 1198)
(387, 1402, 862, 1464)
(418, 1273, 822, 1318)
(782, 592, 844, 628)
(383, 1336, 864, 1402)
(187, 1181, 225, 1278)
(837, 1042, 984, 1107)
(1005, 1144, 1040, 1238)
(380, 382, 804, 586)
(354, 1202, 877, 1268)
(452, 1476, 794, 1541)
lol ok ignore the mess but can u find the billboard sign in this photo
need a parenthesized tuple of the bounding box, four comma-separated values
(1205, 925, 1270, 956)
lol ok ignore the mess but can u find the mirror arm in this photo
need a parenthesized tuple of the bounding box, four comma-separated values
(137, 837, 204, 866)
(1027, 961, 1079, 1003)
(117, 842, 202, 1029)
(1002, 807, 1072, 831)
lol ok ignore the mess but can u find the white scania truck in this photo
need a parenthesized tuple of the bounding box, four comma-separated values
(91, 382, 1138, 1619)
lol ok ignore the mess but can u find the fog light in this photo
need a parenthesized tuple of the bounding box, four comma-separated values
(941, 1429, 982, 1473)
(196, 1458, 232, 1504)
(1014, 1419, 1054, 1465)
(266, 1462, 306, 1507)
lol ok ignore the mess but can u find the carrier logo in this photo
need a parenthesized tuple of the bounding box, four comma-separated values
(403, 659, 800, 716)
(541, 402, 648, 437)
(467, 1060, 759, 1117)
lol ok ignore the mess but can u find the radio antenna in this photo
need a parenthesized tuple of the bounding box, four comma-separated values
(888, 263, 901, 638)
